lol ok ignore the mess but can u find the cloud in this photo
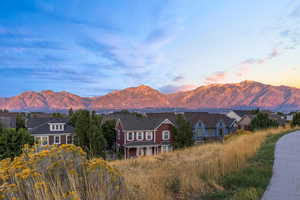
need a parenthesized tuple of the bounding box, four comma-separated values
(159, 84, 197, 93)
(267, 49, 280, 59)
(241, 58, 264, 65)
(204, 71, 228, 84)
(235, 66, 251, 77)
(173, 75, 184, 82)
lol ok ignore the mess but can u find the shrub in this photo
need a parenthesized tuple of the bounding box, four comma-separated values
(0, 128, 34, 160)
(231, 187, 259, 200)
(0, 144, 125, 200)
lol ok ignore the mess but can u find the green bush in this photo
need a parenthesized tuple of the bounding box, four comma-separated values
(231, 187, 259, 200)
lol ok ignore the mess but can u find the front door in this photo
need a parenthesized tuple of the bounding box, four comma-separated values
(146, 147, 152, 156)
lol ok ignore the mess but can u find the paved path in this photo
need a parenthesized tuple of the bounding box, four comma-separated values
(262, 131, 300, 200)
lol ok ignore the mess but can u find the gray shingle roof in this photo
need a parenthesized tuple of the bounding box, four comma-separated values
(233, 110, 253, 118)
(105, 111, 235, 130)
(28, 118, 74, 135)
(0, 116, 16, 128)
(184, 112, 235, 128)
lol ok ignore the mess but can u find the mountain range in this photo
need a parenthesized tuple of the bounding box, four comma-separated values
(1, 81, 300, 112)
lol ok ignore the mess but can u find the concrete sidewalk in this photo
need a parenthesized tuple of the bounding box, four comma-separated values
(262, 131, 300, 200)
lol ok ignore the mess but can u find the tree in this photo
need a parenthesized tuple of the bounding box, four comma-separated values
(16, 114, 26, 130)
(73, 110, 107, 158)
(291, 112, 300, 127)
(250, 112, 279, 131)
(68, 108, 74, 117)
(102, 119, 117, 151)
(172, 114, 194, 149)
(0, 128, 34, 160)
(52, 112, 64, 118)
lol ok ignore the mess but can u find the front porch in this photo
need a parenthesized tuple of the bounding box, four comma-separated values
(124, 145, 160, 159)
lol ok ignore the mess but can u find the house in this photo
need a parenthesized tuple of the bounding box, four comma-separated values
(108, 111, 236, 159)
(0, 112, 18, 129)
(184, 112, 237, 143)
(110, 112, 176, 159)
(0, 116, 16, 129)
(226, 110, 254, 122)
(27, 118, 75, 146)
(238, 114, 256, 130)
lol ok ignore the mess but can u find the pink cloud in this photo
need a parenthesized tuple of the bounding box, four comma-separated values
(268, 49, 280, 59)
(236, 66, 251, 77)
(204, 71, 228, 84)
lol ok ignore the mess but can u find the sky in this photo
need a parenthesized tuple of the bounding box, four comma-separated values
(1, 0, 300, 97)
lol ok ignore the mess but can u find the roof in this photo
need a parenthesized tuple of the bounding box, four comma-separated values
(184, 112, 235, 128)
(103, 112, 176, 130)
(124, 141, 157, 147)
(232, 110, 254, 117)
(28, 118, 74, 135)
(0, 116, 16, 128)
(105, 111, 235, 130)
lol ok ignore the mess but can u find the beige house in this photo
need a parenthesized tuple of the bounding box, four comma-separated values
(238, 114, 255, 130)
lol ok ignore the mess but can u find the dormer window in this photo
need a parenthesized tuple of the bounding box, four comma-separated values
(49, 123, 65, 131)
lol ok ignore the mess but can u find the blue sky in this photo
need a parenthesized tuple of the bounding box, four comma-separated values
(1, 0, 300, 97)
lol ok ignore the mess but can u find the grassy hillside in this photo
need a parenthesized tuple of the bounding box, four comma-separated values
(0, 126, 296, 200)
(112, 126, 297, 200)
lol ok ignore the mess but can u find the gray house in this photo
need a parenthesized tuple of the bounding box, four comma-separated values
(27, 118, 75, 146)
(184, 112, 237, 142)
(0, 116, 16, 129)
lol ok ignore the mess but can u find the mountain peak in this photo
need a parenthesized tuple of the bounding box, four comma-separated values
(1, 81, 300, 111)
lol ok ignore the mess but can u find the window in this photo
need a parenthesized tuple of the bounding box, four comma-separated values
(127, 132, 134, 141)
(54, 135, 60, 144)
(146, 131, 153, 140)
(67, 135, 73, 144)
(50, 123, 65, 131)
(41, 136, 48, 146)
(162, 130, 170, 140)
(137, 132, 144, 140)
(161, 145, 169, 153)
(35, 136, 41, 145)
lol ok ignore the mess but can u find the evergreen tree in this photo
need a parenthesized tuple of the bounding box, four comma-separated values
(73, 110, 107, 158)
(250, 112, 279, 131)
(0, 128, 34, 160)
(173, 114, 194, 149)
(68, 108, 74, 117)
(16, 114, 26, 130)
(291, 112, 300, 127)
(74, 110, 90, 149)
(102, 119, 117, 151)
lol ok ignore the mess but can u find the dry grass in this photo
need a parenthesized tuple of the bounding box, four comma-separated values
(112, 126, 297, 200)
(0, 145, 125, 200)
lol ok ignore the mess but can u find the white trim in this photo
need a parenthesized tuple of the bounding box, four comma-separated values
(66, 135, 73, 144)
(31, 133, 73, 136)
(54, 135, 60, 144)
(49, 123, 65, 131)
(127, 131, 134, 141)
(154, 119, 175, 130)
(162, 130, 170, 140)
(145, 131, 153, 140)
(136, 131, 144, 141)
(35, 136, 49, 146)
(161, 145, 169, 153)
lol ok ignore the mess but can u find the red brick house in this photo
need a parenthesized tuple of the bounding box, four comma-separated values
(109, 112, 176, 159)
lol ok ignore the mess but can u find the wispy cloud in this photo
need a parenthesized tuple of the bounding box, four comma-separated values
(173, 75, 184, 82)
(159, 84, 197, 93)
(204, 71, 228, 84)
